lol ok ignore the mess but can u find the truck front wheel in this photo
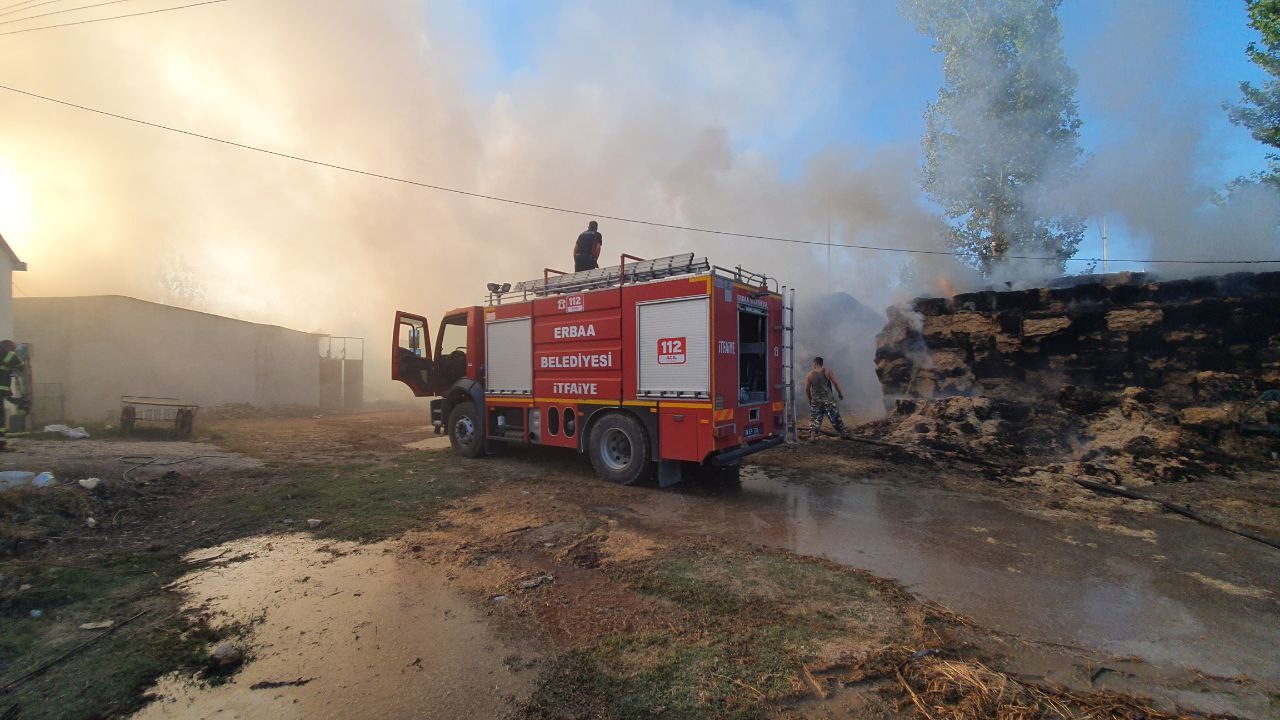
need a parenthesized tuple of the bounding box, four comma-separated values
(447, 401, 486, 459)
(588, 413, 651, 485)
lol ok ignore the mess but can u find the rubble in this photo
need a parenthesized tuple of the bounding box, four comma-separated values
(42, 424, 90, 439)
(208, 642, 245, 670)
(872, 271, 1280, 484)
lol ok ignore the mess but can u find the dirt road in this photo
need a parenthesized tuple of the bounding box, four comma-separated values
(1, 411, 1276, 719)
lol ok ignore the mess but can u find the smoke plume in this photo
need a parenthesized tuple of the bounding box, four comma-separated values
(0, 0, 950, 411)
(1, 0, 1274, 417)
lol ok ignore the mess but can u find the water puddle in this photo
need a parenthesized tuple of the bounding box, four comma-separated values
(133, 535, 535, 719)
(633, 468, 1280, 682)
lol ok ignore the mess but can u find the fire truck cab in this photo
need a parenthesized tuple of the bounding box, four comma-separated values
(392, 253, 796, 486)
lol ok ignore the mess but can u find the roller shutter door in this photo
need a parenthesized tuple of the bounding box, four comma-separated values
(486, 317, 532, 394)
(637, 296, 709, 398)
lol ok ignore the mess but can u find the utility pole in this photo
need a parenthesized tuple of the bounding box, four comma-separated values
(826, 208, 832, 292)
(1101, 216, 1109, 274)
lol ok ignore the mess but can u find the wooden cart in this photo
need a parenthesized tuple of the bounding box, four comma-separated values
(120, 396, 199, 437)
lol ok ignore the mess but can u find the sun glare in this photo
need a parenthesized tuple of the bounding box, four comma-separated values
(0, 158, 35, 248)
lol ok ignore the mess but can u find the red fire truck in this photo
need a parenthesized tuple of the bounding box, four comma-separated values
(391, 253, 796, 486)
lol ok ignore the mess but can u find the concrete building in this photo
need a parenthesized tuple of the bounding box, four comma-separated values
(14, 296, 326, 423)
(0, 233, 28, 341)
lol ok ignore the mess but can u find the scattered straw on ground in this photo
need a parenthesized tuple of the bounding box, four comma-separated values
(897, 657, 1182, 720)
(1183, 572, 1272, 599)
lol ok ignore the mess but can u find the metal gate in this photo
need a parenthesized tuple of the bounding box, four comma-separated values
(320, 336, 364, 411)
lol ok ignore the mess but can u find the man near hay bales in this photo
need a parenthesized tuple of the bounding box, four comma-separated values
(805, 356, 848, 439)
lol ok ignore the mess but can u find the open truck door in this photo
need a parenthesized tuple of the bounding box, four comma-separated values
(392, 311, 434, 397)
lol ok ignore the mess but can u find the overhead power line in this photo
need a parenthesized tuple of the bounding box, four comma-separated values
(0, 0, 50, 16)
(0, 0, 68, 20)
(0, 0, 225, 35)
(0, 0, 136, 26)
(1, 82, 1277, 267)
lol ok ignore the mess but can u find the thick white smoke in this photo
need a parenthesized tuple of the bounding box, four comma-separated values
(1059, 0, 1280, 275)
(0, 0, 951, 409)
(0, 0, 1273, 415)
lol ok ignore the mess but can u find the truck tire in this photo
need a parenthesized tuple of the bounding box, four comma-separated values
(588, 413, 651, 485)
(447, 401, 486, 459)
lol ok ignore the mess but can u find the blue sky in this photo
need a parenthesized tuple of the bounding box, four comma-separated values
(466, 0, 1271, 271)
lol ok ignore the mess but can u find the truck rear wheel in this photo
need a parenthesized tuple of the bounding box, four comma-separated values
(447, 401, 485, 459)
(588, 413, 651, 485)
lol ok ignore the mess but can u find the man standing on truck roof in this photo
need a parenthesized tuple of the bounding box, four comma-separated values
(805, 356, 847, 440)
(573, 220, 603, 272)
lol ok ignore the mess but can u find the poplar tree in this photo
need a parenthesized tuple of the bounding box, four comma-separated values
(1227, 0, 1280, 186)
(902, 0, 1085, 275)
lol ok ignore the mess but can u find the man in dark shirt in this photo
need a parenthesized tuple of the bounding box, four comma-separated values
(805, 356, 847, 439)
(573, 220, 603, 272)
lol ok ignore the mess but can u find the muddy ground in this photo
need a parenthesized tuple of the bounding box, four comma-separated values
(0, 411, 1277, 719)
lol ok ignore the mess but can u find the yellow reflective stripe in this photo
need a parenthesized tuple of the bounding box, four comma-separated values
(659, 401, 713, 410)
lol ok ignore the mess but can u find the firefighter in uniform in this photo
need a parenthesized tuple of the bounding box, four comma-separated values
(573, 220, 603, 272)
(0, 340, 26, 451)
(805, 356, 847, 439)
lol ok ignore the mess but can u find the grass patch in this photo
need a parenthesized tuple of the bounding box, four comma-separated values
(526, 549, 893, 719)
(629, 556, 746, 615)
(1, 607, 231, 720)
(526, 625, 816, 720)
(630, 550, 875, 625)
(2, 450, 496, 718)
(207, 455, 490, 541)
(0, 550, 226, 720)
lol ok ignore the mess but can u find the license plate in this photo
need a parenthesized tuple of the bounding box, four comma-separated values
(743, 426, 762, 438)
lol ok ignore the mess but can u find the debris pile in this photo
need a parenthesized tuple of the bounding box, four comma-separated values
(871, 271, 1280, 482)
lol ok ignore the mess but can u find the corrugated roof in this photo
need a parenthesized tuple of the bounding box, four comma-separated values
(0, 233, 26, 271)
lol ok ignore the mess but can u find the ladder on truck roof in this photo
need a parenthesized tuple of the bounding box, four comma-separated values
(506, 253, 710, 299)
(782, 286, 798, 444)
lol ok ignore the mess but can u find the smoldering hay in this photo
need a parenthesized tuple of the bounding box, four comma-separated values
(0, 0, 1275, 410)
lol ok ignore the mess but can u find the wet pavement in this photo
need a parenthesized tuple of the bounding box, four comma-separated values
(632, 467, 1280, 683)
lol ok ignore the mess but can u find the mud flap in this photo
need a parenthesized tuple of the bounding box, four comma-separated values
(430, 398, 443, 433)
(657, 460, 683, 488)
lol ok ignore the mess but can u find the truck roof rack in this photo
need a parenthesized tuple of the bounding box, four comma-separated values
(489, 253, 778, 305)
(508, 253, 711, 298)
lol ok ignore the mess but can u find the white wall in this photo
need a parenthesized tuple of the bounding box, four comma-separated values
(0, 252, 13, 341)
(14, 296, 321, 422)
